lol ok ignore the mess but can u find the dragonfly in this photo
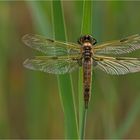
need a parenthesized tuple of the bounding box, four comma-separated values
(22, 34, 140, 108)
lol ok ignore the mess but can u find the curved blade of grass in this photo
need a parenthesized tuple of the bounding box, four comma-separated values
(25, 1, 78, 138)
(79, 0, 92, 139)
(52, 1, 78, 139)
(27, 1, 52, 36)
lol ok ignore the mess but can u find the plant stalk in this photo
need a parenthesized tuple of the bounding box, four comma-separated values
(79, 0, 92, 139)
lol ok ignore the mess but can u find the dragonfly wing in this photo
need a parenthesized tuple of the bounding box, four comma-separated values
(94, 34, 140, 55)
(93, 55, 140, 75)
(23, 55, 81, 74)
(22, 34, 80, 56)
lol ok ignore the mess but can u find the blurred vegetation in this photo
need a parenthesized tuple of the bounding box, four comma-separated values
(0, 1, 140, 139)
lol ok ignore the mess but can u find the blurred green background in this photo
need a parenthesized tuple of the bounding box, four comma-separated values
(0, 1, 140, 139)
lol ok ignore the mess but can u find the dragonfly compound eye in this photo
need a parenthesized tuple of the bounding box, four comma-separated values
(92, 38, 97, 45)
(77, 36, 84, 45)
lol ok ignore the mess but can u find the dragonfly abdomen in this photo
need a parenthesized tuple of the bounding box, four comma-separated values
(83, 59, 92, 108)
(82, 43, 93, 108)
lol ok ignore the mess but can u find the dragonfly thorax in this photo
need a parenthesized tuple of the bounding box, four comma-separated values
(78, 34, 97, 46)
(83, 45, 93, 60)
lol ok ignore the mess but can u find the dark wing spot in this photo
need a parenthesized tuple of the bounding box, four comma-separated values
(52, 56, 58, 59)
(115, 57, 124, 60)
(120, 38, 128, 42)
(47, 39, 54, 43)
(99, 58, 104, 61)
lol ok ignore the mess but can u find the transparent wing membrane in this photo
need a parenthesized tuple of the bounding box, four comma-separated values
(23, 34, 140, 75)
(23, 56, 81, 74)
(22, 34, 80, 56)
(94, 55, 140, 75)
(95, 34, 140, 55)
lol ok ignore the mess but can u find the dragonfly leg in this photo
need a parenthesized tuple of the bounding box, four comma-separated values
(77, 58, 82, 66)
(72, 58, 83, 66)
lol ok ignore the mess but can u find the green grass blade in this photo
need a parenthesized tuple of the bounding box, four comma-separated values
(112, 93, 140, 138)
(27, 1, 52, 36)
(79, 0, 92, 139)
(81, 1, 92, 34)
(52, 1, 78, 139)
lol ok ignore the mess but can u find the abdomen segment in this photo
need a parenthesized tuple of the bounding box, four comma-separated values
(83, 59, 92, 108)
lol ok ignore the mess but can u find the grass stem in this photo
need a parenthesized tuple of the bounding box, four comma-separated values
(79, 0, 92, 139)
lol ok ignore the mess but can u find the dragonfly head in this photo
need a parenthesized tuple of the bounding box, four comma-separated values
(78, 35, 97, 46)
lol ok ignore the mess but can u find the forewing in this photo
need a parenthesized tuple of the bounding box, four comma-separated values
(23, 55, 81, 74)
(94, 34, 140, 55)
(22, 34, 80, 56)
(94, 55, 140, 75)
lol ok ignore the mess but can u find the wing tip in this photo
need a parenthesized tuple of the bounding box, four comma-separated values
(23, 58, 30, 68)
(23, 58, 35, 69)
(22, 34, 38, 46)
(22, 34, 31, 46)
